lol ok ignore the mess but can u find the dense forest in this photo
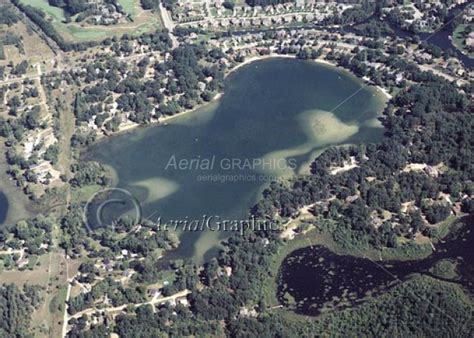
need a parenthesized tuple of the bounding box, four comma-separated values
(226, 276, 474, 336)
(140, 0, 160, 10)
(0, 4, 19, 26)
(0, 284, 41, 336)
(48, 0, 91, 16)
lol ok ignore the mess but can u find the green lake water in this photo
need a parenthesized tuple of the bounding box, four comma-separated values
(0, 192, 7, 224)
(0, 143, 34, 226)
(0, 174, 33, 226)
(86, 58, 387, 263)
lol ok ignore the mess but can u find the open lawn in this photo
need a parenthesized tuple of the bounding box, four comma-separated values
(0, 254, 52, 286)
(452, 24, 474, 58)
(433, 214, 462, 241)
(118, 0, 137, 16)
(24, 0, 66, 22)
(19, 0, 161, 42)
(0, 22, 55, 70)
(71, 184, 103, 202)
(0, 242, 82, 336)
(30, 253, 82, 337)
(2, 44, 22, 63)
(48, 285, 68, 316)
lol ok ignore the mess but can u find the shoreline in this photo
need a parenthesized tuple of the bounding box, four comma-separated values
(100, 54, 392, 139)
(157, 92, 223, 124)
(227, 54, 392, 100)
(113, 55, 299, 135)
(151, 54, 336, 127)
(375, 85, 393, 100)
(228, 54, 338, 75)
(227, 54, 297, 75)
(93, 91, 224, 142)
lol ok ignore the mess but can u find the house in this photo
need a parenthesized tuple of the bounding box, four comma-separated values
(467, 32, 474, 51)
(197, 81, 206, 91)
(148, 288, 161, 298)
(177, 297, 189, 307)
(425, 165, 439, 178)
(17, 258, 29, 269)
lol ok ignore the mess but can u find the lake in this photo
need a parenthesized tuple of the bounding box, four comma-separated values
(277, 216, 474, 316)
(0, 143, 34, 227)
(86, 58, 387, 263)
(0, 192, 7, 224)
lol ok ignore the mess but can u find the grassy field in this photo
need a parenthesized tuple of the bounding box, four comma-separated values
(0, 224, 82, 336)
(48, 285, 68, 315)
(0, 253, 60, 335)
(19, 0, 104, 41)
(452, 24, 474, 58)
(63, 25, 108, 41)
(24, 0, 66, 21)
(19, 0, 161, 42)
(433, 214, 461, 241)
(0, 21, 55, 67)
(29, 254, 82, 337)
(71, 184, 103, 202)
(430, 259, 459, 280)
(118, 0, 137, 16)
(0, 254, 51, 286)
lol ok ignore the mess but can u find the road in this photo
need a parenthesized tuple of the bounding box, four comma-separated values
(159, 3, 179, 49)
(61, 283, 72, 338)
(0, 72, 40, 87)
(65, 289, 191, 325)
(178, 10, 322, 27)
